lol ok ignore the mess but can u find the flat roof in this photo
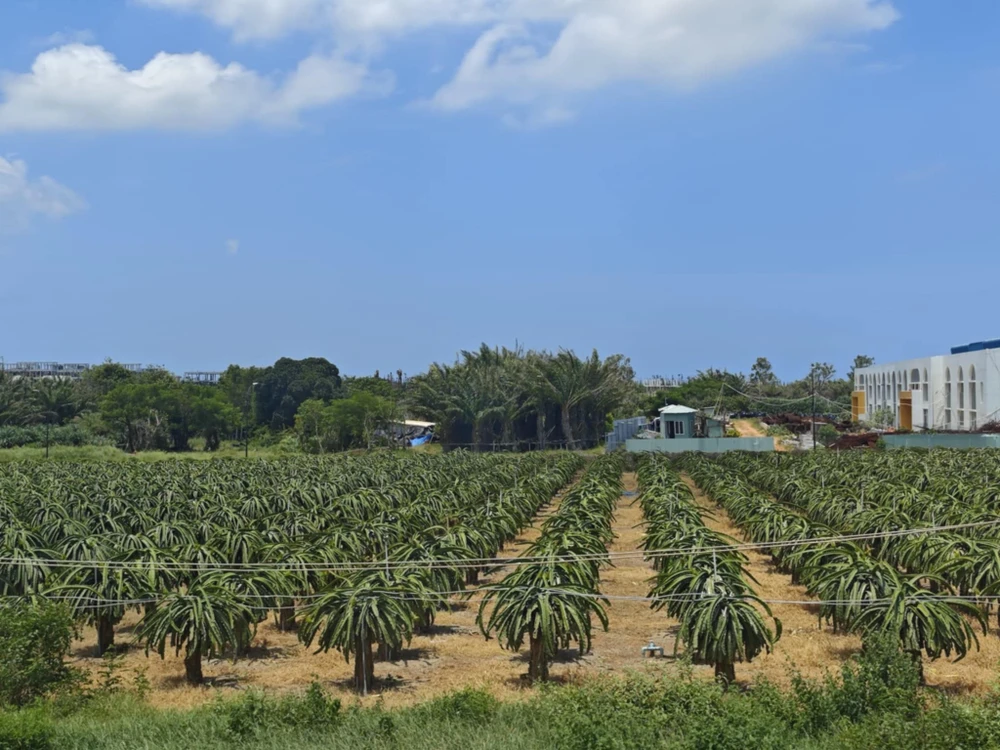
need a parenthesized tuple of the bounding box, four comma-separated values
(658, 405, 697, 414)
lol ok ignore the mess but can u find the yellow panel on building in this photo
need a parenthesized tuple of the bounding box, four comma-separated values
(899, 391, 913, 431)
(851, 391, 866, 422)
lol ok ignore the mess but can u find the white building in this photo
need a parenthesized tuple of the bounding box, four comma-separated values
(854, 341, 1000, 431)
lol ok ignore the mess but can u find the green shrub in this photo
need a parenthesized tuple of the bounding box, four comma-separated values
(817, 424, 840, 447)
(420, 688, 499, 723)
(0, 425, 106, 450)
(789, 632, 922, 736)
(219, 681, 342, 738)
(0, 710, 53, 750)
(0, 604, 80, 708)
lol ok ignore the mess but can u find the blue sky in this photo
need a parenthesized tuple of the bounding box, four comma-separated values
(1, 1, 998, 381)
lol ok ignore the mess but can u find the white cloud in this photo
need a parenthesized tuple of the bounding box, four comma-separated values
(430, 0, 900, 115)
(139, 0, 498, 41)
(501, 105, 576, 130)
(39, 29, 96, 47)
(0, 156, 85, 230)
(138, 0, 899, 122)
(226, 238, 240, 254)
(0, 44, 385, 132)
(7, 1, 899, 131)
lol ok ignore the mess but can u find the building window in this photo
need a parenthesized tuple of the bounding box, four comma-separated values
(923, 409, 929, 429)
(971, 412, 977, 430)
(674, 421, 684, 436)
(946, 409, 952, 426)
(923, 383, 929, 401)
(959, 411, 965, 428)
(910, 368, 920, 387)
(946, 383, 952, 409)
(959, 382, 965, 409)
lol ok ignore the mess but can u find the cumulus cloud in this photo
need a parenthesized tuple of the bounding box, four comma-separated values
(430, 0, 900, 114)
(39, 29, 96, 46)
(139, 0, 899, 122)
(0, 156, 85, 230)
(139, 0, 498, 41)
(6, 1, 899, 130)
(0, 44, 386, 132)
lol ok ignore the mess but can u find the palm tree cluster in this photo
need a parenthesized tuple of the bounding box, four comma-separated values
(478, 454, 624, 681)
(0, 376, 83, 429)
(0, 452, 582, 689)
(685, 453, 988, 681)
(639, 456, 780, 686)
(407, 344, 636, 451)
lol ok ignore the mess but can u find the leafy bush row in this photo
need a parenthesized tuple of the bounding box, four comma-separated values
(479, 453, 625, 681)
(683, 454, 985, 681)
(639, 455, 779, 685)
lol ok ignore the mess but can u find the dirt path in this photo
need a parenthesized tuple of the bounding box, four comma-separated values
(581, 471, 679, 675)
(732, 419, 789, 451)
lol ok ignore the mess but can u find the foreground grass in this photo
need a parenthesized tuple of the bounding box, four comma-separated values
(7, 647, 1000, 750)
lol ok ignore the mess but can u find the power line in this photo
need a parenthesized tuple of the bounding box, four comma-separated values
(0, 519, 996, 573)
(6, 587, 1000, 612)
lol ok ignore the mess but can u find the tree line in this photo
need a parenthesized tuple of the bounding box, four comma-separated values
(638, 355, 874, 420)
(0, 349, 873, 453)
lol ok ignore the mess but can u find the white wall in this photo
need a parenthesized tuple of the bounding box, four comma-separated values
(856, 350, 998, 431)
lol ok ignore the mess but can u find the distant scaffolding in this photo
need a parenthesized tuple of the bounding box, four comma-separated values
(183, 371, 223, 385)
(1, 362, 92, 380)
(639, 376, 687, 392)
(1, 361, 153, 380)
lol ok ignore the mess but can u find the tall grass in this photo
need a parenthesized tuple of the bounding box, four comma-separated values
(5, 641, 1000, 750)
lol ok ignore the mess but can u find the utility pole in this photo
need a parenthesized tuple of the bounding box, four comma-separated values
(244, 382, 259, 458)
(811, 369, 817, 451)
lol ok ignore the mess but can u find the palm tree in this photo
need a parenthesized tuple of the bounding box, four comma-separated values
(31, 378, 79, 425)
(477, 562, 609, 682)
(134, 575, 256, 685)
(297, 570, 425, 695)
(0, 373, 32, 426)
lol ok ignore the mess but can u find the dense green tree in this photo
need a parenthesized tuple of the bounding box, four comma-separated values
(344, 375, 399, 400)
(295, 392, 397, 453)
(257, 358, 343, 430)
(409, 345, 633, 451)
(100, 382, 238, 452)
(847, 355, 876, 384)
(0, 374, 33, 426)
(30, 378, 80, 426)
(749, 357, 778, 393)
(76, 360, 136, 411)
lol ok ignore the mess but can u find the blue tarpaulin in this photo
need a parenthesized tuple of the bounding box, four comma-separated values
(411, 435, 432, 446)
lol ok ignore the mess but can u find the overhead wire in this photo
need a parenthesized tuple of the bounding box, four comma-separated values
(7, 587, 1000, 612)
(0, 518, 997, 573)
